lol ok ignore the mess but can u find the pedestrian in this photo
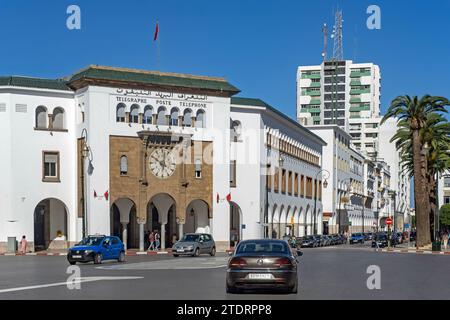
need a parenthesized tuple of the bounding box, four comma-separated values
(148, 231, 155, 251)
(442, 232, 449, 250)
(171, 234, 178, 247)
(19, 235, 28, 255)
(154, 230, 160, 251)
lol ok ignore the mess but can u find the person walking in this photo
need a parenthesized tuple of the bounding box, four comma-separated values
(148, 231, 155, 251)
(442, 232, 449, 251)
(19, 235, 28, 255)
(154, 230, 160, 251)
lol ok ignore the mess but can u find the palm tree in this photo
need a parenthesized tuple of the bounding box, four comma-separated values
(381, 95, 449, 248)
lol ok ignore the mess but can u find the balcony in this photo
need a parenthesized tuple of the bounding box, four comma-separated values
(310, 99, 321, 104)
(350, 80, 361, 86)
(302, 90, 321, 96)
(349, 105, 370, 112)
(350, 70, 371, 78)
(301, 73, 321, 79)
(308, 82, 321, 88)
(350, 97, 361, 103)
(350, 88, 371, 95)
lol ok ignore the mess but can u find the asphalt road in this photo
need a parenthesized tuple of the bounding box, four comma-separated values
(0, 246, 449, 300)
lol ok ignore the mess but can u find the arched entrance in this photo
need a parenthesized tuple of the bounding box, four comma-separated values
(229, 202, 242, 247)
(33, 198, 69, 252)
(185, 199, 210, 234)
(110, 198, 137, 250)
(147, 193, 177, 250)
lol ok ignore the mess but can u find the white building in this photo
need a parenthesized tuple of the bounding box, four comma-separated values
(297, 60, 381, 135)
(0, 65, 325, 253)
(306, 125, 376, 234)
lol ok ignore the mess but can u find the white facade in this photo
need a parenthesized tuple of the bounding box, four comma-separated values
(0, 66, 325, 252)
(307, 125, 376, 234)
(297, 60, 381, 135)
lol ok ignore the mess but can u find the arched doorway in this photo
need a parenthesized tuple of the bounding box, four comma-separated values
(185, 199, 210, 234)
(33, 198, 69, 252)
(147, 193, 177, 250)
(229, 202, 242, 247)
(110, 198, 137, 250)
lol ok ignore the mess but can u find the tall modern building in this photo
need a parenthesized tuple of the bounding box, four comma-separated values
(297, 60, 381, 158)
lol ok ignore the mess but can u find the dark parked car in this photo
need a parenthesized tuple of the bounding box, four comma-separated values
(226, 239, 301, 294)
(67, 235, 125, 265)
(172, 233, 216, 257)
(372, 234, 389, 248)
(299, 236, 319, 248)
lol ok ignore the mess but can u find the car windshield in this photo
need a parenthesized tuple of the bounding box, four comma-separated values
(77, 237, 104, 246)
(181, 234, 200, 242)
(353, 233, 362, 237)
(236, 241, 289, 254)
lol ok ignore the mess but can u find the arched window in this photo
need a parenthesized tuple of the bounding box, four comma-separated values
(53, 107, 65, 130)
(116, 103, 126, 122)
(183, 109, 192, 127)
(120, 155, 128, 176)
(35, 106, 48, 129)
(231, 120, 242, 142)
(143, 105, 153, 124)
(170, 108, 179, 126)
(157, 107, 167, 125)
(129, 104, 140, 123)
(196, 109, 205, 128)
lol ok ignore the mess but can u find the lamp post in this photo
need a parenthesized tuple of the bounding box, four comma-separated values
(313, 169, 330, 235)
(80, 129, 93, 239)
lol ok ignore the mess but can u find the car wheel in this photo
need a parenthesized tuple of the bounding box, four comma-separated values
(69, 261, 76, 265)
(173, 254, 179, 258)
(226, 284, 238, 294)
(210, 247, 216, 257)
(290, 280, 298, 294)
(118, 251, 125, 263)
(94, 253, 102, 265)
(194, 248, 200, 257)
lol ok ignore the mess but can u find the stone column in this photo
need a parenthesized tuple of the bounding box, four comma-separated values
(178, 223, 184, 239)
(139, 222, 145, 252)
(122, 223, 128, 250)
(160, 223, 166, 250)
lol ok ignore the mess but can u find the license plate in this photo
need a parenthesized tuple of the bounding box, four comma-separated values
(72, 255, 82, 259)
(177, 249, 185, 253)
(248, 274, 273, 280)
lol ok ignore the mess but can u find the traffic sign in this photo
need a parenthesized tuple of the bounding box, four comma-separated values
(386, 218, 393, 225)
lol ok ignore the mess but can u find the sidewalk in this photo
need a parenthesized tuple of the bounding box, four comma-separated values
(0, 249, 174, 257)
(374, 242, 450, 255)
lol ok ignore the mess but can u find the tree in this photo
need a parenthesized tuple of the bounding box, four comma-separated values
(381, 95, 449, 247)
(440, 205, 450, 227)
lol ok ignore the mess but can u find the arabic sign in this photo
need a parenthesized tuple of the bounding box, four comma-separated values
(115, 88, 208, 102)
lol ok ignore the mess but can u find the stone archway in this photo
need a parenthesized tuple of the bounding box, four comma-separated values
(229, 201, 242, 246)
(185, 199, 210, 234)
(33, 198, 69, 252)
(147, 193, 177, 250)
(110, 198, 136, 250)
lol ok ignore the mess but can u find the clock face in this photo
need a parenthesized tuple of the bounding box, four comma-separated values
(149, 148, 176, 179)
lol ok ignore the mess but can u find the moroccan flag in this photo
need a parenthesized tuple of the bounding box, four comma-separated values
(94, 190, 97, 198)
(226, 193, 232, 202)
(153, 22, 159, 41)
(104, 191, 109, 201)
(216, 193, 220, 204)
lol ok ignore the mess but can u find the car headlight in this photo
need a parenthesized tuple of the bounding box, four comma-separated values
(84, 250, 93, 255)
(187, 246, 194, 250)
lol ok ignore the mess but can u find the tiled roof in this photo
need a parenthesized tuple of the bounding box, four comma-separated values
(67, 65, 240, 94)
(0, 76, 72, 91)
(231, 97, 327, 146)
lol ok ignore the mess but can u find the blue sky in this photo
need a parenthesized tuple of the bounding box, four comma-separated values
(0, 0, 449, 120)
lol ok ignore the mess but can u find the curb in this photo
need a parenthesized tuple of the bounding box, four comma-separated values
(374, 248, 450, 255)
(0, 251, 173, 257)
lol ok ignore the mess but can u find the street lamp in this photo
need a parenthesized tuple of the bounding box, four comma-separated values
(80, 129, 94, 239)
(313, 169, 330, 235)
(338, 178, 353, 235)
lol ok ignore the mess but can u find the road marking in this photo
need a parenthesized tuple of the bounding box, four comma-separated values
(0, 276, 143, 294)
(97, 257, 228, 270)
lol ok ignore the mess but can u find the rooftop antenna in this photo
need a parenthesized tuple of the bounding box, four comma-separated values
(331, 9, 344, 61)
(322, 23, 328, 62)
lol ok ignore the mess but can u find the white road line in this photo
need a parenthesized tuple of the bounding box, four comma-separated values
(0, 276, 143, 294)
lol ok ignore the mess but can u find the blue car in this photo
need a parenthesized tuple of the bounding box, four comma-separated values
(350, 233, 365, 244)
(67, 235, 126, 265)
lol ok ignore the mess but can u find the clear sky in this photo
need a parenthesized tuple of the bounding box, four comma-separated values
(0, 0, 449, 120)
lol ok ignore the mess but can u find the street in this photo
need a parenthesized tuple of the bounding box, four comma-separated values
(0, 245, 449, 300)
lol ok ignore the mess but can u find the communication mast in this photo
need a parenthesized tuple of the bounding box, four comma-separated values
(330, 10, 344, 125)
(322, 23, 328, 62)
